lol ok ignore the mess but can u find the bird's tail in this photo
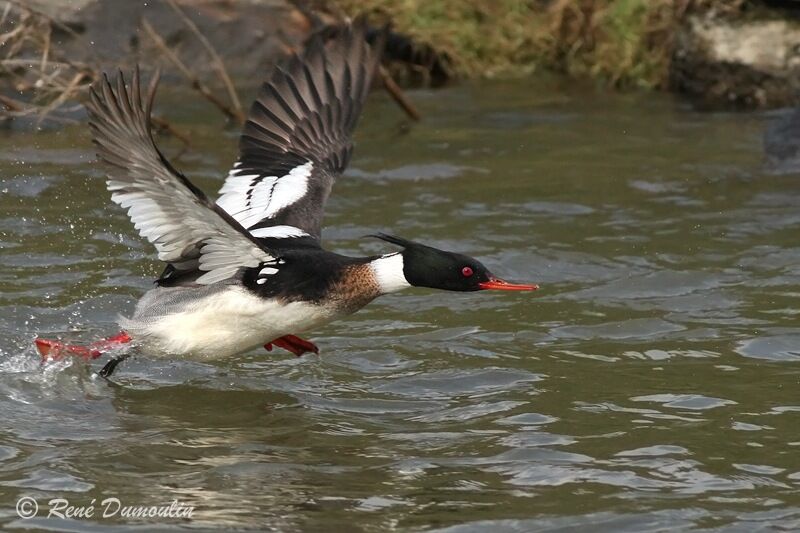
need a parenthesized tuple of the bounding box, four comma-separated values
(35, 331, 132, 362)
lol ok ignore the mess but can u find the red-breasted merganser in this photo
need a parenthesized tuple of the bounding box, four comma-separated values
(34, 21, 537, 377)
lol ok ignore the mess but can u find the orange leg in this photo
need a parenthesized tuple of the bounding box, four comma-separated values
(264, 334, 319, 357)
(35, 331, 131, 362)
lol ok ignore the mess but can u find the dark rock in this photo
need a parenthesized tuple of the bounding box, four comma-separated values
(671, 13, 800, 110)
(763, 108, 800, 174)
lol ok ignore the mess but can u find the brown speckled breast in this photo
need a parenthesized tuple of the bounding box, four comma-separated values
(329, 263, 382, 312)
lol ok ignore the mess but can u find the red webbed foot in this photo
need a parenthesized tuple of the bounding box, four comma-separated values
(35, 331, 132, 362)
(264, 334, 319, 357)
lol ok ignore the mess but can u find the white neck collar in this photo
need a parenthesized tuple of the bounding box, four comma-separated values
(370, 253, 411, 294)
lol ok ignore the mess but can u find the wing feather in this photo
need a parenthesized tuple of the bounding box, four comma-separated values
(86, 69, 279, 285)
(217, 20, 387, 240)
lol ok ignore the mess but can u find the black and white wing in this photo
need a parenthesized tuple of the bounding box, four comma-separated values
(87, 70, 281, 285)
(216, 20, 385, 241)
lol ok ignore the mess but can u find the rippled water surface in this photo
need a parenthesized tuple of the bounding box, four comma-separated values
(1, 79, 799, 531)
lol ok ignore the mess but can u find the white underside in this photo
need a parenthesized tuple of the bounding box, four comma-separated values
(121, 287, 340, 360)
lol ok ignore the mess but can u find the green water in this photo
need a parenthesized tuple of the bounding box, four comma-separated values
(0, 78, 799, 531)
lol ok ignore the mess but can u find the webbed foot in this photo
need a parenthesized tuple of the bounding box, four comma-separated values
(35, 331, 132, 362)
(264, 334, 319, 357)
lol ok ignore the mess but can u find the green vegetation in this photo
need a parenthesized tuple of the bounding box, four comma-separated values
(332, 0, 742, 88)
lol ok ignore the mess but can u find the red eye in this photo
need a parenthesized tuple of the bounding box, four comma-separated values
(461, 266, 474, 277)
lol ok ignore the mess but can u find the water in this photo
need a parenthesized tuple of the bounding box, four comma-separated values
(1, 78, 799, 531)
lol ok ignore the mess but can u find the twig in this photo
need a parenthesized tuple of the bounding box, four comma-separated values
(0, 94, 78, 123)
(164, 0, 243, 119)
(0, 2, 12, 28)
(39, 19, 50, 73)
(0, 2, 93, 125)
(3, 0, 82, 39)
(35, 70, 85, 125)
(152, 115, 191, 146)
(0, 92, 23, 111)
(141, 17, 245, 124)
(378, 65, 420, 121)
(2, 15, 32, 58)
(0, 58, 91, 72)
(145, 69, 191, 156)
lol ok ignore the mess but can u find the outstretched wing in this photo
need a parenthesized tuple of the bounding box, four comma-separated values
(87, 70, 280, 285)
(216, 20, 385, 240)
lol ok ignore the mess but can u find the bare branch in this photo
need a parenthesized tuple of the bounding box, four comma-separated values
(0, 92, 23, 111)
(379, 65, 420, 121)
(164, 0, 243, 119)
(140, 17, 245, 124)
(152, 115, 191, 147)
(35, 70, 86, 125)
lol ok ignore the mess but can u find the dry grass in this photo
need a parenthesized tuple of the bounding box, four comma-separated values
(0, 1, 96, 123)
(0, 0, 241, 143)
(331, 0, 746, 88)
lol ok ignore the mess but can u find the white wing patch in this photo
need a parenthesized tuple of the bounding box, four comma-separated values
(249, 225, 309, 239)
(267, 162, 313, 216)
(255, 261, 281, 285)
(217, 161, 313, 230)
(110, 182, 275, 286)
(196, 237, 273, 285)
(111, 188, 190, 264)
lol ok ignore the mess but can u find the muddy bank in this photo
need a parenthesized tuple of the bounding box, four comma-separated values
(8, 0, 800, 112)
(334, 0, 800, 110)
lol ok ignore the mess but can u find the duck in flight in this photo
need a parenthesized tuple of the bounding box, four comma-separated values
(34, 21, 537, 377)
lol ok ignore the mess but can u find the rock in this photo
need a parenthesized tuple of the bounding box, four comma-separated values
(763, 108, 800, 174)
(671, 13, 800, 109)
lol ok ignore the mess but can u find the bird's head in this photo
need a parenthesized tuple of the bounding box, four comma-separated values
(370, 233, 538, 293)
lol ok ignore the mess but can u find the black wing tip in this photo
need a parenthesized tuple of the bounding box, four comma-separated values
(242, 16, 385, 156)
